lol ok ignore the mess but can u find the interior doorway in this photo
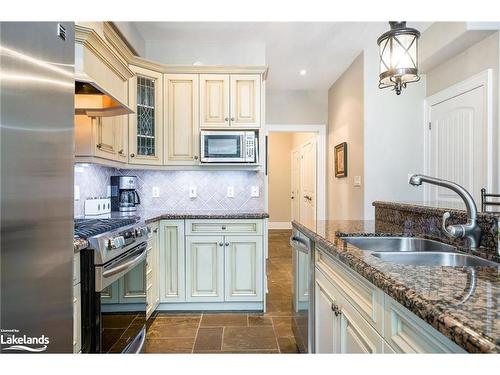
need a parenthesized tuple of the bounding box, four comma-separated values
(266, 124, 326, 228)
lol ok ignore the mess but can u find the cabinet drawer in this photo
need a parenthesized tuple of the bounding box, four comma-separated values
(73, 253, 80, 286)
(315, 246, 384, 334)
(384, 295, 465, 353)
(186, 219, 262, 236)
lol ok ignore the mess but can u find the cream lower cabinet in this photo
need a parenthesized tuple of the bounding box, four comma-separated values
(185, 235, 225, 302)
(315, 269, 383, 353)
(313, 245, 466, 354)
(159, 220, 185, 303)
(224, 236, 263, 302)
(146, 222, 160, 319)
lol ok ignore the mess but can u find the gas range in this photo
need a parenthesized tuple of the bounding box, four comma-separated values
(75, 217, 150, 265)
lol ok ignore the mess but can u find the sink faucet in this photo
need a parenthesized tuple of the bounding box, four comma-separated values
(409, 174, 482, 249)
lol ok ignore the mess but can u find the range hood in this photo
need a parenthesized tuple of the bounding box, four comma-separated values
(75, 80, 133, 117)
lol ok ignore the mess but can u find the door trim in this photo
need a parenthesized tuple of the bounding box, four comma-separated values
(266, 123, 327, 221)
(423, 69, 494, 201)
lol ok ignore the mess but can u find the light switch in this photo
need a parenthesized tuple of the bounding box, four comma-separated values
(189, 186, 197, 198)
(227, 186, 234, 198)
(354, 176, 362, 187)
(152, 186, 160, 198)
(251, 186, 260, 197)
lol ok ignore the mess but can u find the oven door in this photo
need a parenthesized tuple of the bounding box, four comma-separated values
(200, 131, 246, 162)
(95, 242, 147, 353)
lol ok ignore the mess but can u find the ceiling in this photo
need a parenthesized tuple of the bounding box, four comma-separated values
(128, 22, 431, 91)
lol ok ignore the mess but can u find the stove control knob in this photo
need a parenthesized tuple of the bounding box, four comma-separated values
(109, 236, 125, 249)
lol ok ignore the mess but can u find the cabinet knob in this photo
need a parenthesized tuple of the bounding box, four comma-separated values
(219, 242, 224, 247)
(130, 153, 135, 158)
(230, 117, 235, 122)
(96, 143, 102, 149)
(118, 149, 124, 155)
(225, 242, 229, 247)
(194, 155, 199, 160)
(153, 229, 158, 233)
(224, 117, 229, 122)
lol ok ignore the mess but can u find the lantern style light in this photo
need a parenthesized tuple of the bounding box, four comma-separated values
(377, 21, 420, 95)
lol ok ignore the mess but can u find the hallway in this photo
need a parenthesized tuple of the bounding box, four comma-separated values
(145, 229, 299, 353)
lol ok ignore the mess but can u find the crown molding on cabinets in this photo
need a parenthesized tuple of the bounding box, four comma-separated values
(75, 24, 135, 81)
(103, 22, 268, 76)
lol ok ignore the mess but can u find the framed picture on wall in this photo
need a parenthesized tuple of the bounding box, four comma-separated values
(334, 142, 347, 178)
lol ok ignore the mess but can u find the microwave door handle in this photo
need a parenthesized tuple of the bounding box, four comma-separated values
(102, 243, 147, 278)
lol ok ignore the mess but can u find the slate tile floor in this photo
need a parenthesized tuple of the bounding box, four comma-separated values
(145, 229, 300, 354)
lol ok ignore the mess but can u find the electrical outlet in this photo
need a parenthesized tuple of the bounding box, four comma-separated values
(354, 176, 362, 187)
(106, 185, 111, 197)
(74, 185, 80, 201)
(189, 186, 197, 198)
(152, 186, 160, 198)
(227, 186, 234, 198)
(251, 186, 260, 197)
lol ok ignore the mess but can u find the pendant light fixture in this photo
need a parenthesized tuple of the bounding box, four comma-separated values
(377, 21, 420, 95)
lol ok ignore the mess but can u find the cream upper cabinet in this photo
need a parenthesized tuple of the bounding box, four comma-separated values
(115, 114, 129, 162)
(230, 74, 261, 128)
(224, 236, 263, 302)
(164, 74, 200, 165)
(128, 65, 163, 165)
(200, 74, 261, 129)
(200, 74, 230, 128)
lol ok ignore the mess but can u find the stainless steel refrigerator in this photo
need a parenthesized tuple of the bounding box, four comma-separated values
(1, 22, 75, 353)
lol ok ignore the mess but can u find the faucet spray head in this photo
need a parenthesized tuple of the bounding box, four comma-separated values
(409, 174, 422, 186)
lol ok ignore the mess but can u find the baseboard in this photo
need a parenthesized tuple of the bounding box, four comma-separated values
(268, 221, 292, 229)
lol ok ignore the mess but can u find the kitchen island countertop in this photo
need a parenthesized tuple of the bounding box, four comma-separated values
(292, 219, 500, 353)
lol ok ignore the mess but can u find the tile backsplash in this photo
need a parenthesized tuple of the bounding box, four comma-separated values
(74, 164, 265, 217)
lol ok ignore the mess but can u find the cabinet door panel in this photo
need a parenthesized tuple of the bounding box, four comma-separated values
(115, 114, 128, 162)
(186, 236, 224, 302)
(339, 310, 380, 353)
(73, 284, 81, 353)
(200, 74, 230, 128)
(164, 74, 199, 165)
(129, 66, 163, 165)
(230, 74, 260, 128)
(118, 262, 146, 303)
(224, 236, 263, 301)
(95, 116, 117, 160)
(315, 280, 339, 353)
(159, 220, 185, 302)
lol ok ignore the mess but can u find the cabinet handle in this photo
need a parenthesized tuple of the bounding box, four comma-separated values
(331, 303, 341, 316)
(96, 143, 102, 149)
(230, 117, 235, 122)
(221, 226, 226, 230)
(118, 149, 124, 155)
(130, 153, 135, 158)
(224, 117, 229, 122)
(153, 229, 158, 233)
(219, 242, 224, 247)
(225, 242, 229, 247)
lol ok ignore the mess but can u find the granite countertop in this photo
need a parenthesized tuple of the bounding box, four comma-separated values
(73, 237, 88, 253)
(137, 210, 269, 224)
(292, 219, 500, 353)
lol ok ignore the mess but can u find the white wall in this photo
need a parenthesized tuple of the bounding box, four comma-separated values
(145, 41, 266, 65)
(363, 45, 426, 219)
(266, 90, 328, 125)
(113, 22, 146, 56)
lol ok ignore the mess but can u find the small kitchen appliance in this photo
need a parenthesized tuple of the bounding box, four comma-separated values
(200, 130, 258, 163)
(111, 176, 141, 213)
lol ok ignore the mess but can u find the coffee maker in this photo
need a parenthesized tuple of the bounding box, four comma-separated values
(111, 176, 141, 213)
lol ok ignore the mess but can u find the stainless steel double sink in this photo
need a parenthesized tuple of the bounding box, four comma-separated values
(340, 236, 499, 268)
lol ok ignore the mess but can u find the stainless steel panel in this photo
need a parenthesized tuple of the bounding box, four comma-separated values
(1, 22, 75, 353)
(372, 252, 499, 267)
(341, 236, 457, 253)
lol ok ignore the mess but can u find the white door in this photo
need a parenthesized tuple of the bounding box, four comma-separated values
(299, 139, 317, 223)
(224, 236, 263, 302)
(291, 149, 301, 222)
(428, 86, 486, 203)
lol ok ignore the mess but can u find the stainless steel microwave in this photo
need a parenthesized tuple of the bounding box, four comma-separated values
(200, 130, 258, 163)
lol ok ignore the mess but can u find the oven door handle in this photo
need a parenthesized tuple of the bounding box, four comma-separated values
(102, 243, 147, 278)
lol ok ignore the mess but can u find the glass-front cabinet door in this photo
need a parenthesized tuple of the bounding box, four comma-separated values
(128, 65, 163, 165)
